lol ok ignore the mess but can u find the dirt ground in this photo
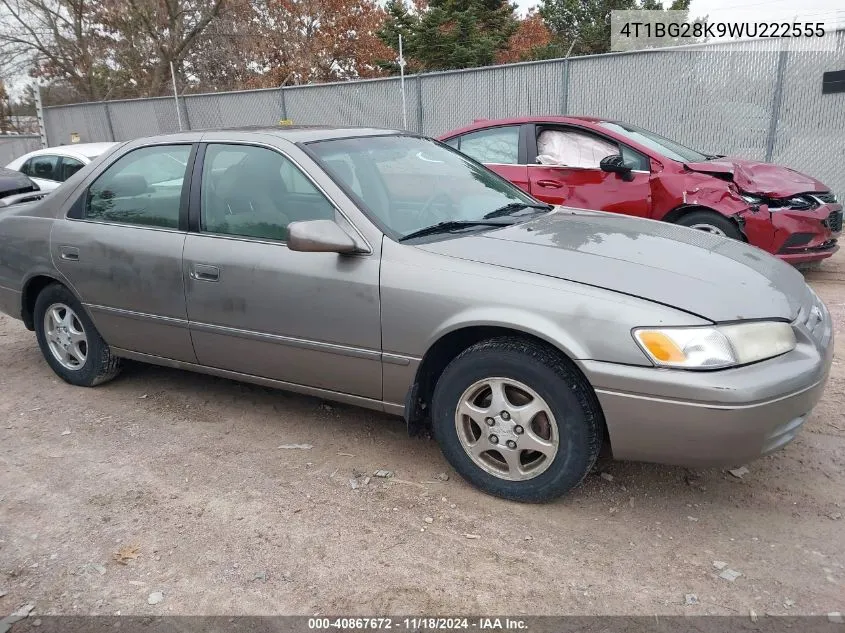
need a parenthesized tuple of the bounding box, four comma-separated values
(1, 254, 844, 619)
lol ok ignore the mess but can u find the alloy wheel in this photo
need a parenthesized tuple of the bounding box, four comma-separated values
(454, 377, 558, 481)
(44, 303, 88, 370)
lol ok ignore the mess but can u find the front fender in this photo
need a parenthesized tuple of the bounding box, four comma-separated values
(425, 305, 589, 360)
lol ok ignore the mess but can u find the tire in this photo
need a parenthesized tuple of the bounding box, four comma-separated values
(675, 210, 743, 240)
(34, 283, 121, 387)
(431, 337, 602, 502)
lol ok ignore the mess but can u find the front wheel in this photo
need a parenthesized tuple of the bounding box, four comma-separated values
(431, 338, 603, 502)
(676, 210, 743, 240)
(34, 283, 121, 387)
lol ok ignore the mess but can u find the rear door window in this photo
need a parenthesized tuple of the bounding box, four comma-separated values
(58, 157, 85, 181)
(83, 145, 191, 229)
(452, 126, 520, 164)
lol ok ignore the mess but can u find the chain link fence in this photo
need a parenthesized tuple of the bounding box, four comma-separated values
(0, 135, 42, 166)
(41, 32, 845, 196)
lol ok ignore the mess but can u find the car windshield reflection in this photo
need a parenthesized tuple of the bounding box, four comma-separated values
(308, 135, 542, 239)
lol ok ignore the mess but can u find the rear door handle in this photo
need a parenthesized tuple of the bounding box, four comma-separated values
(59, 246, 79, 261)
(536, 179, 563, 189)
(190, 264, 220, 282)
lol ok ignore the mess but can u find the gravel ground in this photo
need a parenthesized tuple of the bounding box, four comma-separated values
(1, 253, 844, 618)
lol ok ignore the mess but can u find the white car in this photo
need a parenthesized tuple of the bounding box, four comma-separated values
(6, 142, 118, 192)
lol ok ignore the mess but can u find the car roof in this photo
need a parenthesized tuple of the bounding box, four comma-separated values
(130, 126, 406, 145)
(18, 142, 119, 161)
(439, 116, 614, 138)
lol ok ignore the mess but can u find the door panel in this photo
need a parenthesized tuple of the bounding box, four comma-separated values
(184, 142, 382, 399)
(485, 164, 530, 194)
(50, 143, 196, 361)
(528, 166, 651, 217)
(184, 235, 382, 398)
(51, 221, 195, 361)
(527, 125, 652, 216)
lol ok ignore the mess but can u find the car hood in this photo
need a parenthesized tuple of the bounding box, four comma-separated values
(417, 209, 811, 322)
(0, 167, 38, 197)
(684, 157, 827, 198)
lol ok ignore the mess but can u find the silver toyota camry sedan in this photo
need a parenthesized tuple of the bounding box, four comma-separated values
(0, 127, 833, 502)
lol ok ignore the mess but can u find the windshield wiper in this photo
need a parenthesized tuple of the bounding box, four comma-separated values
(398, 219, 514, 242)
(483, 201, 553, 219)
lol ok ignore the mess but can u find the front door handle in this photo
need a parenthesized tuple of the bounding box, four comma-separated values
(190, 264, 220, 282)
(59, 246, 80, 261)
(536, 179, 563, 189)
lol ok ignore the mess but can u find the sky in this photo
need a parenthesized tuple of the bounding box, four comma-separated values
(515, 0, 845, 24)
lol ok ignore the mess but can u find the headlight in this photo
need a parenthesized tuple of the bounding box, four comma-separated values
(740, 193, 764, 206)
(633, 322, 796, 369)
(740, 192, 816, 210)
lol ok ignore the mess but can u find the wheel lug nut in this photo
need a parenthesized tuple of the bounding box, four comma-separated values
(514, 425, 524, 435)
(506, 440, 517, 449)
(489, 434, 499, 444)
(485, 417, 495, 426)
(501, 411, 511, 420)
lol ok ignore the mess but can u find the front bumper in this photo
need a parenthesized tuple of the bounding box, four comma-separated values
(772, 202, 842, 264)
(579, 305, 833, 467)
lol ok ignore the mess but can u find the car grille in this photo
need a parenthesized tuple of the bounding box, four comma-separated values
(795, 291, 831, 346)
(814, 192, 838, 205)
(825, 209, 843, 232)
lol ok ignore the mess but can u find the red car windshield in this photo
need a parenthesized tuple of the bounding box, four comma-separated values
(599, 121, 709, 163)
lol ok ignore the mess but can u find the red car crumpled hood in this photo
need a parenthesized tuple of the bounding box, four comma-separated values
(684, 157, 828, 198)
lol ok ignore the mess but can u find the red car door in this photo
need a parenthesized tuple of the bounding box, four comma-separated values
(443, 125, 530, 193)
(527, 126, 651, 218)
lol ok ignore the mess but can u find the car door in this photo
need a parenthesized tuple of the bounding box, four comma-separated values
(51, 142, 197, 362)
(527, 125, 652, 217)
(183, 141, 382, 400)
(443, 125, 529, 193)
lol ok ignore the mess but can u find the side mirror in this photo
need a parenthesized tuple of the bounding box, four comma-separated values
(287, 219, 358, 254)
(599, 154, 635, 181)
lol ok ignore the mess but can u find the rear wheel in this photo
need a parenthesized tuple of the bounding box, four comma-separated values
(34, 283, 121, 387)
(676, 210, 743, 240)
(431, 337, 602, 502)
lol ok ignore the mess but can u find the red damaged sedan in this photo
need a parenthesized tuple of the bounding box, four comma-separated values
(439, 116, 841, 264)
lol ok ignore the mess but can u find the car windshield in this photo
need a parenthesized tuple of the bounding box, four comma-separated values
(307, 135, 543, 240)
(598, 121, 708, 163)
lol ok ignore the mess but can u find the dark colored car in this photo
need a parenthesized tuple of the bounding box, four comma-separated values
(0, 167, 44, 207)
(439, 117, 842, 264)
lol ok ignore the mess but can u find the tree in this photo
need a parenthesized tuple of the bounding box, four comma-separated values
(96, 0, 226, 96)
(0, 0, 227, 101)
(0, 0, 117, 101)
(496, 10, 553, 64)
(538, 0, 691, 56)
(246, 0, 394, 85)
(379, 0, 519, 72)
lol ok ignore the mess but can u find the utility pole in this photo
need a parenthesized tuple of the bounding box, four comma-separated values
(170, 61, 184, 131)
(399, 34, 408, 130)
(34, 84, 48, 148)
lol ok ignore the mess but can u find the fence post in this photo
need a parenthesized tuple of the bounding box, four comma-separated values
(560, 58, 570, 115)
(415, 74, 424, 134)
(765, 49, 789, 162)
(181, 97, 192, 131)
(279, 87, 288, 121)
(103, 102, 117, 141)
(34, 85, 48, 148)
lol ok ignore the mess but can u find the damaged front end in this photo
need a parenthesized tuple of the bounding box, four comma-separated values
(737, 191, 841, 264)
(669, 160, 841, 265)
